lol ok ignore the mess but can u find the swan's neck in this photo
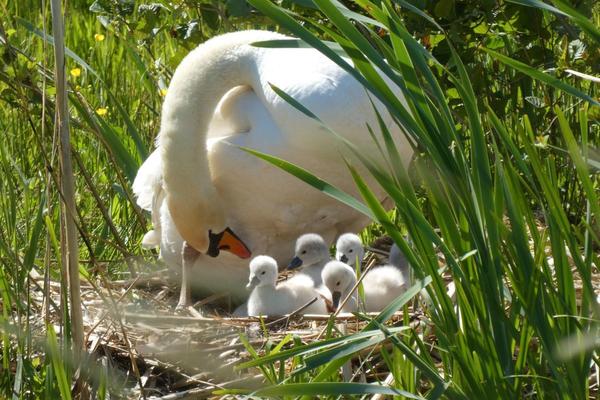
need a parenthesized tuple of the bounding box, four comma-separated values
(159, 31, 283, 252)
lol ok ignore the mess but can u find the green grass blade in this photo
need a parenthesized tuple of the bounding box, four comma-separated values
(70, 95, 138, 182)
(17, 17, 148, 161)
(250, 382, 425, 398)
(46, 326, 71, 400)
(251, 38, 348, 58)
(555, 107, 600, 224)
(506, 0, 600, 41)
(238, 146, 373, 219)
(296, 331, 402, 375)
(236, 323, 403, 370)
(483, 48, 600, 106)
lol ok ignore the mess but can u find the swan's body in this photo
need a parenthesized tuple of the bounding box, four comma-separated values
(133, 30, 412, 303)
(322, 260, 407, 313)
(245, 256, 327, 316)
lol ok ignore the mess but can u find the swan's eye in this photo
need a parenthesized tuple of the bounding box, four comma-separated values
(349, 249, 353, 253)
(301, 250, 307, 254)
(261, 271, 266, 275)
(336, 281, 340, 286)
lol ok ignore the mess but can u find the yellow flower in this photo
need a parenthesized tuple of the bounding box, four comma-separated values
(96, 107, 108, 116)
(159, 88, 168, 97)
(70, 67, 81, 78)
(94, 33, 105, 42)
(75, 85, 81, 91)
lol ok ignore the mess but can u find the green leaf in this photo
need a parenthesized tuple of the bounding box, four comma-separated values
(506, 0, 600, 42)
(555, 107, 600, 226)
(251, 382, 425, 398)
(483, 49, 600, 106)
(46, 326, 72, 400)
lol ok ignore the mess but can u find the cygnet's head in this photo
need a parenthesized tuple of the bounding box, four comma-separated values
(335, 233, 364, 267)
(246, 255, 278, 289)
(288, 233, 329, 270)
(321, 261, 356, 311)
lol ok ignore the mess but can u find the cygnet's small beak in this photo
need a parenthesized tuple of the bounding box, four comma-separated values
(246, 275, 260, 289)
(206, 227, 252, 259)
(287, 256, 303, 270)
(339, 254, 348, 263)
(331, 291, 342, 311)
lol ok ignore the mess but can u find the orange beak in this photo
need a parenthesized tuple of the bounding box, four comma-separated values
(206, 227, 252, 259)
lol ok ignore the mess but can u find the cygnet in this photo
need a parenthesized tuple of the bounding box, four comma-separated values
(321, 261, 358, 313)
(389, 242, 412, 286)
(287, 233, 330, 287)
(246, 255, 327, 316)
(335, 233, 365, 268)
(322, 260, 407, 313)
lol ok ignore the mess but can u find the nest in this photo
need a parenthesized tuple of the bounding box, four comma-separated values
(25, 236, 600, 399)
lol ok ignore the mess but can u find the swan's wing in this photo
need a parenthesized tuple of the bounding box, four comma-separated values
(133, 150, 164, 248)
(132, 150, 163, 210)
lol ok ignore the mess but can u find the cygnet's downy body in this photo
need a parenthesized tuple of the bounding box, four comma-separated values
(322, 260, 407, 313)
(287, 233, 330, 288)
(335, 233, 365, 268)
(246, 255, 327, 316)
(389, 242, 412, 287)
(362, 265, 407, 311)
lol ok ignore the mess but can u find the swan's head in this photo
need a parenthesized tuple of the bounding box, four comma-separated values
(288, 233, 329, 270)
(246, 255, 278, 290)
(335, 233, 364, 267)
(321, 261, 356, 311)
(165, 192, 251, 259)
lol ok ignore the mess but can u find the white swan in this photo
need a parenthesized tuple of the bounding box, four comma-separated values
(335, 233, 365, 268)
(322, 260, 407, 313)
(133, 30, 412, 307)
(245, 255, 327, 316)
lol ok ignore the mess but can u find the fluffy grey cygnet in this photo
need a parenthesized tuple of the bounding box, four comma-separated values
(287, 233, 331, 287)
(335, 233, 365, 267)
(321, 260, 407, 313)
(245, 255, 327, 316)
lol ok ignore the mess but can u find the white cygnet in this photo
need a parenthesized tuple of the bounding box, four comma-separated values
(246, 255, 327, 316)
(322, 260, 407, 313)
(335, 233, 365, 268)
(389, 242, 411, 286)
(287, 233, 330, 287)
(321, 261, 358, 313)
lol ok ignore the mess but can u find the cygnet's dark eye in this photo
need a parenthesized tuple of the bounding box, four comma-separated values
(261, 271, 266, 275)
(301, 250, 307, 254)
(336, 281, 341, 286)
(349, 249, 353, 253)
